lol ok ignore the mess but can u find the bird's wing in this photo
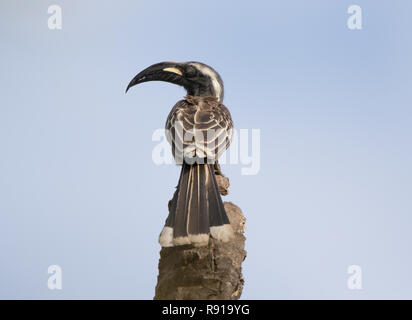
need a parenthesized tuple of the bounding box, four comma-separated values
(165, 97, 233, 163)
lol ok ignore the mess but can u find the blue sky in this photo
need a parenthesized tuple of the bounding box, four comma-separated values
(0, 0, 411, 299)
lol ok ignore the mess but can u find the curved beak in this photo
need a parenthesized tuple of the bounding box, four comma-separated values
(125, 62, 185, 93)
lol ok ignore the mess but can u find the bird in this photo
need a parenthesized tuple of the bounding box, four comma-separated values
(126, 61, 234, 247)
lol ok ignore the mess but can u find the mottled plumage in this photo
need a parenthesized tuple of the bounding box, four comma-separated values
(166, 96, 233, 164)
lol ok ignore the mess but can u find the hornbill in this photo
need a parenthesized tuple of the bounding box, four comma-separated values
(126, 61, 234, 247)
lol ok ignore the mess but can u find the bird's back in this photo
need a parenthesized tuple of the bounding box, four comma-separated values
(165, 95, 233, 165)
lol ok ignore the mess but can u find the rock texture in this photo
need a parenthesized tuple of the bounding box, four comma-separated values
(154, 175, 246, 300)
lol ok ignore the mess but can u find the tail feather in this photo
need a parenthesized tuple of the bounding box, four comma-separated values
(159, 162, 233, 247)
(187, 164, 209, 245)
(172, 163, 192, 245)
(206, 164, 230, 227)
(158, 189, 177, 247)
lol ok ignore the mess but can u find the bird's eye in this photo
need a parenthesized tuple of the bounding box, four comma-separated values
(185, 66, 197, 78)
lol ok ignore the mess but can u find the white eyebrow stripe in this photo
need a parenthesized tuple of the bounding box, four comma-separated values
(189, 63, 222, 101)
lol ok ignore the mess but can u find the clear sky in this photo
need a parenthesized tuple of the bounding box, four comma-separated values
(1, 0, 411, 299)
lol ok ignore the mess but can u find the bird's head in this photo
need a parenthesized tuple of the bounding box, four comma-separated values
(126, 61, 224, 102)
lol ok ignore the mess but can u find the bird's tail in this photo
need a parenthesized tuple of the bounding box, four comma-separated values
(159, 163, 233, 247)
